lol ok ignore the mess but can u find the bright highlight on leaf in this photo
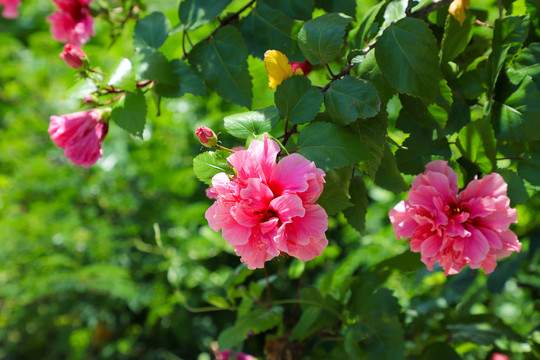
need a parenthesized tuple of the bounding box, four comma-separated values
(448, 0, 470, 25)
(264, 49, 303, 89)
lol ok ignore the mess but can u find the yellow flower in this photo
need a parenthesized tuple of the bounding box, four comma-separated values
(449, 0, 470, 26)
(264, 50, 303, 89)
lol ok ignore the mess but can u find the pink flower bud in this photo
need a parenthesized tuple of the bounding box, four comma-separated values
(491, 354, 509, 360)
(48, 109, 108, 167)
(196, 126, 218, 148)
(59, 43, 87, 68)
(0, 0, 21, 18)
(291, 60, 312, 76)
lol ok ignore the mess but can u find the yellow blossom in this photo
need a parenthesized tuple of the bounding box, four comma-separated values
(449, 0, 470, 26)
(264, 50, 303, 89)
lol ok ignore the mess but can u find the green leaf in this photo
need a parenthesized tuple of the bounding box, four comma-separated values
(351, 109, 388, 180)
(486, 15, 530, 99)
(111, 90, 147, 137)
(133, 48, 176, 85)
(297, 13, 353, 64)
(223, 106, 280, 139)
(274, 75, 323, 125)
(217, 306, 283, 349)
(491, 76, 540, 141)
(456, 117, 496, 173)
(397, 94, 443, 130)
(179, 0, 232, 31)
(317, 167, 353, 215)
(395, 135, 451, 175)
(353, 1, 386, 46)
(315, 0, 356, 17)
(325, 76, 381, 125)
(288, 258, 305, 279)
(290, 306, 321, 340)
(442, 97, 471, 136)
(380, 0, 407, 31)
(343, 176, 368, 235)
(239, 2, 301, 60)
(108, 58, 136, 93)
(206, 295, 230, 309)
(154, 59, 207, 98)
(188, 26, 253, 108)
(518, 152, 540, 186)
(192, 150, 233, 186)
(133, 12, 171, 49)
(374, 145, 409, 193)
(507, 42, 540, 88)
(376, 17, 441, 103)
(440, 13, 475, 63)
(262, 0, 314, 20)
(420, 342, 461, 360)
(297, 122, 372, 171)
(498, 169, 529, 205)
(66, 78, 97, 100)
(355, 50, 396, 104)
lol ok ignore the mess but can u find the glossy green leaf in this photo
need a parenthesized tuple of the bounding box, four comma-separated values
(290, 306, 321, 340)
(440, 13, 475, 63)
(297, 122, 372, 171)
(66, 78, 97, 100)
(374, 145, 409, 193)
(315, 0, 356, 17)
(224, 106, 280, 139)
(262, 0, 314, 20)
(442, 97, 471, 135)
(192, 150, 233, 186)
(325, 76, 381, 125)
(395, 135, 451, 175)
(397, 94, 443, 130)
(133, 48, 176, 85)
(154, 59, 206, 98)
(518, 152, 540, 186)
(491, 76, 540, 141)
(351, 109, 388, 180)
(188, 26, 252, 108)
(376, 17, 441, 103)
(274, 75, 323, 125)
(486, 15, 530, 99)
(111, 90, 147, 137)
(133, 12, 171, 49)
(355, 50, 396, 104)
(179, 0, 232, 31)
(343, 176, 368, 235)
(354, 1, 386, 46)
(380, 0, 407, 31)
(108, 58, 136, 93)
(456, 116, 496, 173)
(240, 2, 301, 60)
(507, 42, 540, 88)
(498, 169, 529, 205)
(317, 167, 353, 215)
(297, 13, 353, 64)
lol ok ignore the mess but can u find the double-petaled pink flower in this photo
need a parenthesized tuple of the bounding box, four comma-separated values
(205, 136, 328, 269)
(49, 109, 108, 167)
(0, 0, 20, 18)
(47, 0, 94, 46)
(389, 160, 521, 275)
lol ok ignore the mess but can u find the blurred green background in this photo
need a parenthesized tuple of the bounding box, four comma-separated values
(0, 1, 539, 359)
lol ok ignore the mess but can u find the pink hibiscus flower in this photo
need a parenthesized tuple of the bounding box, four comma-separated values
(47, 0, 94, 46)
(49, 109, 108, 167)
(0, 0, 20, 18)
(389, 160, 521, 275)
(205, 136, 328, 269)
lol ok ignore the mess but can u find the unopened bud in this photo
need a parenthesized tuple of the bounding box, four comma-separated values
(59, 43, 88, 69)
(291, 60, 312, 76)
(196, 126, 218, 148)
(83, 94, 98, 106)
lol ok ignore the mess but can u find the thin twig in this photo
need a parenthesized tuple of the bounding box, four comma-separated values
(475, 19, 494, 28)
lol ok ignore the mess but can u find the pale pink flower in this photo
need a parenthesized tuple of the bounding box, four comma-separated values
(389, 160, 520, 275)
(49, 109, 108, 167)
(0, 0, 20, 18)
(47, 0, 94, 47)
(59, 43, 86, 68)
(205, 136, 328, 269)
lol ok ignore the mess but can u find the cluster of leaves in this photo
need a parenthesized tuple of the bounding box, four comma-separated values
(1, 0, 540, 359)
